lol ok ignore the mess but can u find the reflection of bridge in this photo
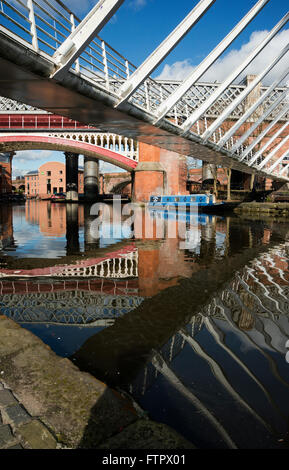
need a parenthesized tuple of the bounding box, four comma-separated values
(128, 243, 289, 448)
(0, 246, 138, 278)
(0, 0, 288, 187)
(1, 290, 143, 327)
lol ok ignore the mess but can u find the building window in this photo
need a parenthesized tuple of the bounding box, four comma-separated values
(47, 171, 51, 176)
(59, 170, 63, 174)
(59, 178, 63, 182)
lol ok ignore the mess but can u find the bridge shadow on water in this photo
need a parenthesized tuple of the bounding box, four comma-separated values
(71, 222, 289, 448)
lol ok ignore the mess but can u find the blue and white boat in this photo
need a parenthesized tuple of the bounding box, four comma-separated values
(148, 194, 224, 212)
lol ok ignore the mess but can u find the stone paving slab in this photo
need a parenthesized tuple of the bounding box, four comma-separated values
(0, 316, 193, 449)
(0, 424, 14, 448)
(3, 404, 31, 426)
(0, 390, 18, 407)
(0, 382, 52, 449)
(16, 420, 57, 449)
(0, 316, 138, 448)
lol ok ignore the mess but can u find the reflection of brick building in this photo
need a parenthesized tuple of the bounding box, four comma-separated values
(0, 152, 13, 195)
(25, 200, 84, 237)
(0, 203, 13, 248)
(25, 161, 84, 198)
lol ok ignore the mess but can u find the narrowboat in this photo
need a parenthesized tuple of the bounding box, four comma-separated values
(148, 194, 224, 212)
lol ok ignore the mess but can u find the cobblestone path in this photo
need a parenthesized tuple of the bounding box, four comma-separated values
(0, 380, 58, 449)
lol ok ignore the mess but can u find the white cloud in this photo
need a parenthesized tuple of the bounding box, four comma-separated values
(156, 29, 289, 86)
(99, 161, 125, 173)
(13, 150, 57, 165)
(12, 167, 29, 178)
(14, 150, 51, 160)
(157, 59, 195, 81)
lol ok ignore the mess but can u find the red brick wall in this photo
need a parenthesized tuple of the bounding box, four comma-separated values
(99, 172, 131, 194)
(0, 159, 12, 195)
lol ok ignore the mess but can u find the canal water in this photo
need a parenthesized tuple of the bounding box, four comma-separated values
(0, 199, 289, 449)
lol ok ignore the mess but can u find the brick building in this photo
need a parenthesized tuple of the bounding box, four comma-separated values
(0, 152, 13, 196)
(25, 161, 84, 198)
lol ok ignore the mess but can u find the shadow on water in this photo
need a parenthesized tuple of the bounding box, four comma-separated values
(76, 388, 138, 449)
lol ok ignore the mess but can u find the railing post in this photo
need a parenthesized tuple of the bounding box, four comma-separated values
(52, 0, 125, 79)
(144, 81, 150, 110)
(174, 105, 178, 125)
(27, 0, 38, 52)
(125, 60, 130, 79)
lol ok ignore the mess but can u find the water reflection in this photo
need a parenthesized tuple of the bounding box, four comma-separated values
(0, 200, 289, 448)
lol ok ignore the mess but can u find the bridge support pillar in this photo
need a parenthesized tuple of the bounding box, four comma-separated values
(133, 162, 165, 202)
(65, 152, 79, 201)
(202, 161, 217, 184)
(84, 156, 99, 201)
(133, 143, 188, 202)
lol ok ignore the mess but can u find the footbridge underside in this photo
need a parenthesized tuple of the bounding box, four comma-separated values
(0, 32, 287, 183)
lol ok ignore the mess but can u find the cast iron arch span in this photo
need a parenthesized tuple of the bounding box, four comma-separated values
(0, 135, 138, 171)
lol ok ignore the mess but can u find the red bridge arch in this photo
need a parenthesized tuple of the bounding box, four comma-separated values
(0, 135, 138, 171)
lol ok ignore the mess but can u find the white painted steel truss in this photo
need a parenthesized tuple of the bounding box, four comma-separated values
(0, 0, 289, 180)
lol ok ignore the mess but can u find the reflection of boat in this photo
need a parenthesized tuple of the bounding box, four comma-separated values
(50, 192, 66, 202)
(149, 194, 224, 212)
(149, 208, 215, 224)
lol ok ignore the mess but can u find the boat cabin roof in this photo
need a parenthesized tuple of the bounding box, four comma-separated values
(149, 194, 211, 202)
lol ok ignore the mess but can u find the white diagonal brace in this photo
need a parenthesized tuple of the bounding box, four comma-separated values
(238, 102, 289, 163)
(248, 119, 289, 167)
(153, 0, 270, 124)
(280, 162, 289, 176)
(115, 0, 216, 107)
(180, 12, 289, 135)
(257, 132, 289, 170)
(202, 44, 289, 142)
(52, 0, 124, 79)
(217, 67, 289, 149)
(231, 87, 289, 156)
(267, 148, 289, 173)
(27, 0, 38, 52)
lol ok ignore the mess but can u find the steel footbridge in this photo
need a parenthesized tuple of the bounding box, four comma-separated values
(0, 0, 288, 181)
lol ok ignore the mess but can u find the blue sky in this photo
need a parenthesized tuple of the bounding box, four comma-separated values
(12, 0, 289, 176)
(99, 0, 289, 76)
